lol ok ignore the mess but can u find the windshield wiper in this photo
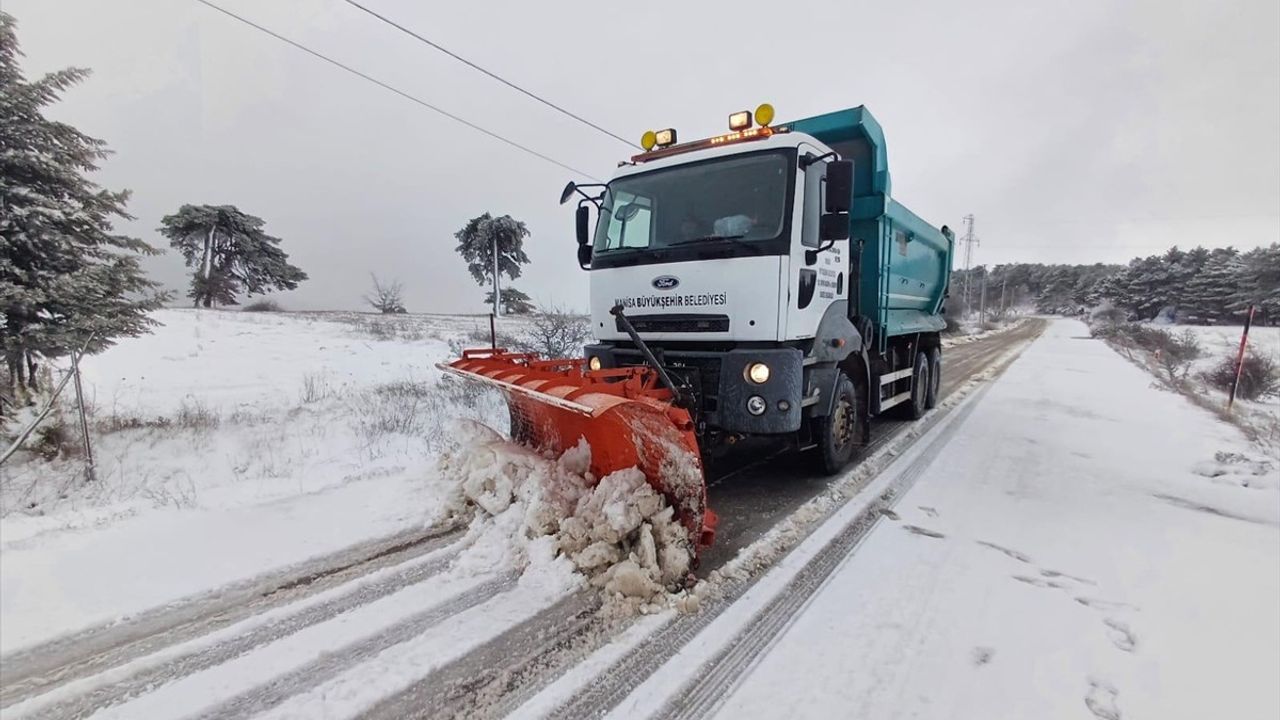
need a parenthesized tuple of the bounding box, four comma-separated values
(670, 234, 745, 244)
(668, 234, 758, 252)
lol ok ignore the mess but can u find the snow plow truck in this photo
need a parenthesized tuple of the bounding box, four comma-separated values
(440, 104, 953, 554)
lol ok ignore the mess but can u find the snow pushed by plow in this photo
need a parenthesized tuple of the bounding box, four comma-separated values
(438, 421, 697, 608)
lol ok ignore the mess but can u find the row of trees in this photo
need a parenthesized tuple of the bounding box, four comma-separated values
(952, 244, 1280, 325)
(951, 263, 1122, 317)
(1100, 245, 1279, 324)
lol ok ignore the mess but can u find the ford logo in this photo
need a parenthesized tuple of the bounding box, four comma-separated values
(652, 275, 680, 290)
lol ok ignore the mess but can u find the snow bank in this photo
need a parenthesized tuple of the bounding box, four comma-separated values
(436, 421, 696, 607)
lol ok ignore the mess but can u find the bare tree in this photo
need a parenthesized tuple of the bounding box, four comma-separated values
(516, 306, 591, 359)
(365, 274, 407, 314)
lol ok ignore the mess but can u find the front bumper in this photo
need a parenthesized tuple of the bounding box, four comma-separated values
(586, 344, 803, 434)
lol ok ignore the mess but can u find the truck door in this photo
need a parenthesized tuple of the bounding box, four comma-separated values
(783, 144, 848, 340)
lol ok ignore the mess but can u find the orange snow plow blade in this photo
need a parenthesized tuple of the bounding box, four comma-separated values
(438, 348, 716, 550)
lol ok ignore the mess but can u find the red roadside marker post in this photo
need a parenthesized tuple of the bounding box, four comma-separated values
(1227, 304, 1256, 412)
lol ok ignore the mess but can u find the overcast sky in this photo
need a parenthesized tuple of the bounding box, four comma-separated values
(5, 0, 1278, 312)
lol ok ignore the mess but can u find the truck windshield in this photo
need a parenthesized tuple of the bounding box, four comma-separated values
(594, 150, 792, 254)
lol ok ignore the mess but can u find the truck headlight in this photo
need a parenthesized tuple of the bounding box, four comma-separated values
(746, 395, 767, 416)
(588, 356, 602, 371)
(745, 362, 770, 384)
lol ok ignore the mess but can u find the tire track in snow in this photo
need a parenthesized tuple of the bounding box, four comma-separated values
(652, 383, 991, 720)
(360, 590, 603, 720)
(192, 572, 518, 720)
(14, 546, 466, 720)
(0, 524, 461, 709)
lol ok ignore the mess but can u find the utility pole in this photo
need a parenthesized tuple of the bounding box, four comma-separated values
(960, 214, 979, 317)
(71, 349, 96, 483)
(979, 268, 988, 325)
(999, 272, 1008, 316)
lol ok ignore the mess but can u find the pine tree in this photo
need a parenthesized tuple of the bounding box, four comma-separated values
(158, 204, 307, 307)
(483, 287, 535, 315)
(0, 12, 166, 398)
(453, 213, 531, 315)
(1182, 247, 1238, 324)
(1230, 243, 1280, 325)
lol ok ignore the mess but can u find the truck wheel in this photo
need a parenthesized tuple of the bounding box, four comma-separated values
(925, 347, 942, 409)
(896, 351, 929, 420)
(814, 373, 863, 475)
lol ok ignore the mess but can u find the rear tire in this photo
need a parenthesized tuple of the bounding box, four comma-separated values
(896, 351, 929, 420)
(925, 346, 942, 409)
(814, 373, 863, 475)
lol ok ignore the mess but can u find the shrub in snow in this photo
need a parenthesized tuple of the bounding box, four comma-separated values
(1088, 302, 1127, 326)
(352, 378, 506, 456)
(299, 373, 333, 404)
(437, 421, 695, 605)
(31, 413, 74, 460)
(1191, 451, 1278, 489)
(242, 299, 283, 312)
(364, 274, 407, 315)
(174, 399, 221, 430)
(1201, 352, 1280, 401)
(514, 308, 592, 360)
(1094, 322, 1201, 382)
(447, 327, 521, 358)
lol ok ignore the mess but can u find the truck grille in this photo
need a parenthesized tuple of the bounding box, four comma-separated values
(612, 351, 722, 414)
(666, 356, 721, 413)
(616, 314, 730, 333)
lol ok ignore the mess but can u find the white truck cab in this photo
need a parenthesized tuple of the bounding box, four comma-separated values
(562, 105, 952, 473)
(586, 132, 848, 346)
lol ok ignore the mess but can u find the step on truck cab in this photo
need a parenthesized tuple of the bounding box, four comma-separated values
(564, 104, 954, 473)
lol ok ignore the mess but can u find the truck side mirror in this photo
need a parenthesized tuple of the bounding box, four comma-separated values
(819, 213, 849, 242)
(825, 160, 853, 213)
(576, 205, 590, 246)
(575, 204, 592, 270)
(560, 181, 578, 205)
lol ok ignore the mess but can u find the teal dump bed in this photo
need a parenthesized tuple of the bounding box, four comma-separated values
(783, 107, 954, 351)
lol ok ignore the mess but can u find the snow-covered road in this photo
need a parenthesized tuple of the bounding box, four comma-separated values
(601, 318, 1279, 720)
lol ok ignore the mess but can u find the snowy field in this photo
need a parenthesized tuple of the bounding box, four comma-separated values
(1156, 323, 1279, 454)
(0, 309, 527, 652)
(1176, 322, 1280, 377)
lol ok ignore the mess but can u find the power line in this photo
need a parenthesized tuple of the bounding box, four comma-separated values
(341, 0, 639, 150)
(193, 0, 599, 179)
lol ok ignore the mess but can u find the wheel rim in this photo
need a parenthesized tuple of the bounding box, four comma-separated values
(832, 395, 854, 451)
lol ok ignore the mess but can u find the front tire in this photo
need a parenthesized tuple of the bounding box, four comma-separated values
(814, 373, 863, 475)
